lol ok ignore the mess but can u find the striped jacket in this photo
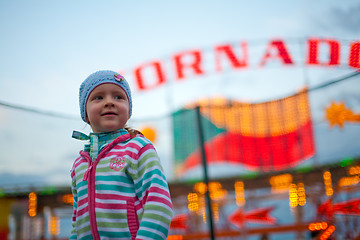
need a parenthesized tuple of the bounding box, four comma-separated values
(70, 132, 173, 239)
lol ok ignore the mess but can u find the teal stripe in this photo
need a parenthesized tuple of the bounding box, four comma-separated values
(140, 176, 168, 193)
(141, 220, 168, 234)
(137, 229, 166, 239)
(142, 213, 171, 225)
(96, 184, 134, 193)
(97, 230, 131, 238)
(96, 175, 132, 184)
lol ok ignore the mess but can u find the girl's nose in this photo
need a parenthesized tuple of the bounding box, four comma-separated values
(104, 96, 115, 107)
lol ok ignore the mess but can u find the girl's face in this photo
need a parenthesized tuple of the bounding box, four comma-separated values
(86, 83, 130, 133)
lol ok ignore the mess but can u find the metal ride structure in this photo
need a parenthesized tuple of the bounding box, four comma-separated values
(168, 71, 360, 239)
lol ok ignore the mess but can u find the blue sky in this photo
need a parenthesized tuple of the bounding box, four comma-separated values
(0, 0, 359, 186)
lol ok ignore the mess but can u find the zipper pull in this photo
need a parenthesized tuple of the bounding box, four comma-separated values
(83, 164, 93, 181)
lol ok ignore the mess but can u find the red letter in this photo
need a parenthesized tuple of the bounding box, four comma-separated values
(259, 40, 294, 66)
(307, 38, 340, 66)
(173, 50, 204, 80)
(215, 42, 248, 72)
(134, 61, 166, 90)
(349, 42, 360, 69)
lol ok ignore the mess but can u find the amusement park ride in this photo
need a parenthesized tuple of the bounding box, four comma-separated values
(0, 37, 359, 239)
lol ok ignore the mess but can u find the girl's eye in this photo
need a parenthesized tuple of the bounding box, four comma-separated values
(94, 96, 103, 100)
(115, 96, 122, 100)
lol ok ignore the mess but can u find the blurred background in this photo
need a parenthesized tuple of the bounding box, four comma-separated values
(0, 1, 359, 239)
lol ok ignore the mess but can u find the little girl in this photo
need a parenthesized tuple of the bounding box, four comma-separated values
(70, 70, 173, 240)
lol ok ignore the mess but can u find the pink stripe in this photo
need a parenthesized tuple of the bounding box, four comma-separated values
(78, 197, 89, 206)
(148, 186, 172, 200)
(113, 142, 142, 151)
(73, 157, 87, 168)
(147, 195, 173, 209)
(96, 194, 133, 201)
(95, 202, 128, 210)
(77, 206, 89, 217)
(127, 199, 139, 240)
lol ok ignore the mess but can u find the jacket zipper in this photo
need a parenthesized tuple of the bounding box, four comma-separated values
(88, 161, 100, 240)
(81, 152, 100, 240)
(81, 134, 130, 240)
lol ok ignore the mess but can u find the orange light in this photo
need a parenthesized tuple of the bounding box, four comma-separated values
(235, 181, 245, 206)
(48, 216, 60, 235)
(289, 184, 298, 207)
(187, 193, 199, 212)
(323, 171, 333, 196)
(308, 222, 328, 231)
(140, 126, 157, 143)
(28, 192, 37, 217)
(349, 166, 360, 175)
(320, 225, 335, 240)
(297, 183, 306, 206)
(194, 182, 207, 195)
(338, 176, 360, 187)
(270, 174, 293, 193)
(62, 194, 74, 205)
(167, 235, 183, 240)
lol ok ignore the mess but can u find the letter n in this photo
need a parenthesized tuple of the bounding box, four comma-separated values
(134, 61, 166, 90)
(173, 50, 204, 80)
(307, 38, 340, 66)
(215, 42, 248, 72)
(259, 40, 294, 66)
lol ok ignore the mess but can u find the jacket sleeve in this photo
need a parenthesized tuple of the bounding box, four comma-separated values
(130, 140, 173, 239)
(69, 167, 78, 239)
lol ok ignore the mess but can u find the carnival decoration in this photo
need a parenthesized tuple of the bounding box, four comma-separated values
(187, 182, 228, 224)
(170, 213, 188, 231)
(228, 206, 277, 228)
(126, 38, 360, 91)
(325, 101, 360, 128)
(173, 88, 315, 176)
(317, 198, 360, 219)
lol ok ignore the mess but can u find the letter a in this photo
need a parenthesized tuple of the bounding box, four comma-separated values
(259, 40, 294, 67)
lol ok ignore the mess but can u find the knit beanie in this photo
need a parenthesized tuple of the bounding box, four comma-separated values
(79, 70, 132, 123)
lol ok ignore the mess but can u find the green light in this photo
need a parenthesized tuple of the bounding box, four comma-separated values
(241, 172, 259, 179)
(40, 186, 57, 195)
(340, 157, 354, 167)
(295, 166, 312, 173)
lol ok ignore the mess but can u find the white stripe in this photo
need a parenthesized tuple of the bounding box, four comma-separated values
(95, 180, 133, 188)
(95, 198, 126, 204)
(96, 218, 128, 223)
(94, 208, 126, 214)
(95, 189, 136, 197)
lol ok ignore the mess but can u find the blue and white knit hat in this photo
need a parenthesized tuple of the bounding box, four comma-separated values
(79, 70, 132, 122)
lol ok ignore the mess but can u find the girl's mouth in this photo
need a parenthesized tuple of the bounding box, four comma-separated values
(101, 112, 117, 116)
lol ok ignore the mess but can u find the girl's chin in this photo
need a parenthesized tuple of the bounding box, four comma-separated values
(93, 126, 124, 133)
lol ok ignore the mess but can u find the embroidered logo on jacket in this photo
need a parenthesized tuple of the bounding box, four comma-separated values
(109, 157, 126, 171)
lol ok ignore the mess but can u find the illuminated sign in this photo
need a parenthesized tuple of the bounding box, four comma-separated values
(323, 171, 334, 196)
(270, 173, 292, 193)
(234, 181, 245, 207)
(187, 182, 227, 223)
(28, 192, 37, 217)
(123, 38, 360, 91)
(289, 183, 306, 207)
